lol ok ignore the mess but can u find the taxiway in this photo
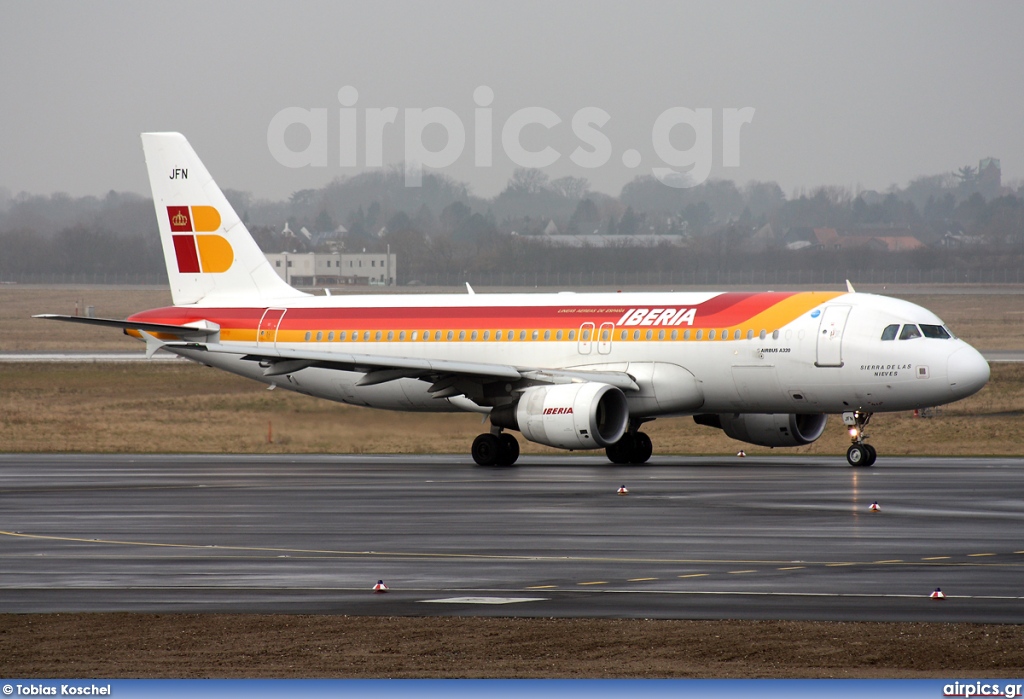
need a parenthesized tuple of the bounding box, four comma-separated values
(1, 454, 1022, 622)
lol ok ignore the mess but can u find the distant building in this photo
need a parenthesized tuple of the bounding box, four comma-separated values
(266, 251, 397, 287)
(538, 234, 687, 248)
(783, 227, 841, 251)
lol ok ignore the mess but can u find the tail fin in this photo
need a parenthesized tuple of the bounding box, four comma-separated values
(141, 132, 306, 306)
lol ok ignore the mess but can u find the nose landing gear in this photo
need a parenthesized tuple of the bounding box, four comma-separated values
(843, 411, 876, 466)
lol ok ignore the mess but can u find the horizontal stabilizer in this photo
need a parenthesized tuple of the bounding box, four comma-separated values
(34, 314, 220, 337)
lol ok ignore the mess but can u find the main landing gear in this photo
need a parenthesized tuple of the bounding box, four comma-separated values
(843, 411, 876, 467)
(605, 424, 653, 465)
(471, 429, 520, 466)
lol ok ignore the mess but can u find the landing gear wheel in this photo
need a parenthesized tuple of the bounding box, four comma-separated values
(631, 432, 653, 464)
(605, 432, 653, 465)
(498, 433, 520, 466)
(472, 433, 501, 466)
(606, 437, 632, 464)
(843, 411, 876, 467)
(847, 444, 870, 467)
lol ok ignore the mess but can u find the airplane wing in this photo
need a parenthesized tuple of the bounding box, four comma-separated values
(170, 341, 641, 395)
(36, 313, 640, 403)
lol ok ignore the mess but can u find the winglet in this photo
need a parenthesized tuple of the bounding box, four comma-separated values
(846, 279, 856, 293)
(466, 282, 475, 295)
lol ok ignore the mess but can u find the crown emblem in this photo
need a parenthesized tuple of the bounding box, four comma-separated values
(172, 211, 188, 227)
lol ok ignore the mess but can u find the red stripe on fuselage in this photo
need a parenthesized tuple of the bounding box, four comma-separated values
(125, 292, 800, 333)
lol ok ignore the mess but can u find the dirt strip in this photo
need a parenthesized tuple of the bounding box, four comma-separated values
(2, 615, 1022, 678)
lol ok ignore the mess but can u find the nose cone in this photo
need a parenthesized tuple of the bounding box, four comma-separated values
(947, 346, 990, 399)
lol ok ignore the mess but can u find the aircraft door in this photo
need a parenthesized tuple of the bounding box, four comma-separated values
(257, 308, 288, 347)
(598, 322, 614, 355)
(578, 322, 594, 355)
(815, 305, 851, 367)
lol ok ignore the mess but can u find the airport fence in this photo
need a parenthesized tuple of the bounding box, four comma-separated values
(412, 267, 1024, 287)
(3, 267, 1024, 287)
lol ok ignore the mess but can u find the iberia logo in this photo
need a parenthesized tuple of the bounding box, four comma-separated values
(166, 206, 233, 274)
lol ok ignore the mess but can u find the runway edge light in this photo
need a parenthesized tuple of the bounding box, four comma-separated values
(617, 485, 629, 495)
(930, 587, 945, 600)
(737, 450, 746, 457)
(373, 580, 389, 593)
(869, 501, 880, 512)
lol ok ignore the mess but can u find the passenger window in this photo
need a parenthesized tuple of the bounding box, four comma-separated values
(920, 324, 951, 339)
(568, 330, 575, 340)
(899, 324, 922, 340)
(880, 324, 899, 341)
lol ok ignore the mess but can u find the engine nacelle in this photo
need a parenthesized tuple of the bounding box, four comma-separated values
(694, 413, 828, 448)
(491, 382, 629, 450)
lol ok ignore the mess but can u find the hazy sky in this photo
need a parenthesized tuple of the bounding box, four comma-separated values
(2, 1, 1022, 201)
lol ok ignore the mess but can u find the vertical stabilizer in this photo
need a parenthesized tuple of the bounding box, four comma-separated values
(141, 132, 306, 305)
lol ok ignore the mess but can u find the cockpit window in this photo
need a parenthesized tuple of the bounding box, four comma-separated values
(920, 324, 952, 339)
(899, 324, 922, 340)
(880, 324, 899, 341)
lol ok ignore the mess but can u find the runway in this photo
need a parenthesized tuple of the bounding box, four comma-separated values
(1, 453, 1023, 622)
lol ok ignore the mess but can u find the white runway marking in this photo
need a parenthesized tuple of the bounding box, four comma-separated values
(420, 596, 549, 605)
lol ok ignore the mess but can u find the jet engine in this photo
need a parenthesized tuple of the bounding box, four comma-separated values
(491, 382, 629, 450)
(694, 413, 827, 448)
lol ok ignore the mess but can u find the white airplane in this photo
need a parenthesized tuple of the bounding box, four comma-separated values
(37, 133, 991, 467)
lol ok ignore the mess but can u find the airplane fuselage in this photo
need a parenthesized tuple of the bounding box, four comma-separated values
(128, 289, 989, 417)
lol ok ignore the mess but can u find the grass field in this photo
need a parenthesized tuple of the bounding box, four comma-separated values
(2, 285, 1023, 457)
(3, 361, 1023, 457)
